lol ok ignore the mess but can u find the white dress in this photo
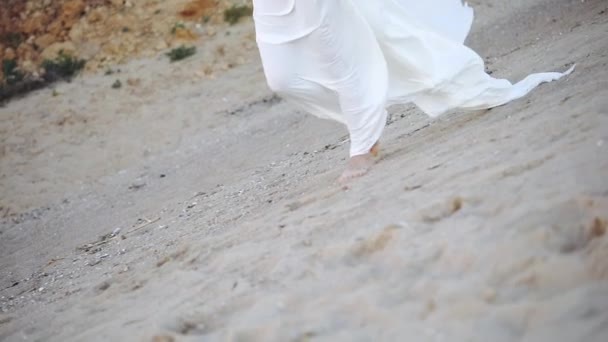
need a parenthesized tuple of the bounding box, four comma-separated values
(253, 0, 574, 156)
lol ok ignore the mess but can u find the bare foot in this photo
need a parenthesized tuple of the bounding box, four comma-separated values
(338, 143, 380, 185)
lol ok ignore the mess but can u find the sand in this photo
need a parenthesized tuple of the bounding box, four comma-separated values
(1, 0, 607, 341)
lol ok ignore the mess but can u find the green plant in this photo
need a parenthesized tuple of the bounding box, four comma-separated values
(223, 5, 252, 25)
(41, 51, 86, 81)
(2, 59, 24, 85)
(3, 32, 23, 48)
(171, 22, 186, 34)
(166, 45, 196, 62)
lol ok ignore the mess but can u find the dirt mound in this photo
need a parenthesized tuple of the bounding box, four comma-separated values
(0, 0, 250, 85)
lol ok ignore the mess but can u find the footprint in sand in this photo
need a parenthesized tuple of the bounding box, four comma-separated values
(350, 224, 401, 258)
(534, 198, 607, 254)
(419, 197, 464, 223)
(162, 316, 208, 336)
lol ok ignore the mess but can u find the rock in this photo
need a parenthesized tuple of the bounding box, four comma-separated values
(46, 21, 64, 37)
(173, 27, 198, 41)
(41, 41, 77, 60)
(21, 11, 50, 34)
(58, 0, 86, 29)
(96, 281, 111, 292)
(0, 315, 13, 325)
(112, 79, 122, 89)
(155, 40, 169, 51)
(179, 0, 216, 21)
(202, 65, 213, 75)
(69, 22, 87, 44)
(87, 7, 108, 23)
(16, 43, 36, 62)
(107, 13, 131, 31)
(88, 259, 101, 266)
(482, 288, 497, 303)
(34, 34, 55, 50)
(4, 48, 16, 60)
(126, 78, 141, 86)
(20, 60, 37, 73)
(77, 42, 101, 60)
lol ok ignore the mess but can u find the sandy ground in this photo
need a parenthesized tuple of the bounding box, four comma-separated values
(1, 0, 608, 341)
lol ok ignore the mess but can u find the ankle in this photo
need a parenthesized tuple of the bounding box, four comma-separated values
(369, 142, 380, 157)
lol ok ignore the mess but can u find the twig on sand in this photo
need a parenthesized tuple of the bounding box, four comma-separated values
(77, 217, 161, 253)
(125, 217, 161, 235)
(77, 238, 112, 253)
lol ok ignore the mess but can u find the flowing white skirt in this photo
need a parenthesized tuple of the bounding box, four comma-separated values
(253, 0, 574, 156)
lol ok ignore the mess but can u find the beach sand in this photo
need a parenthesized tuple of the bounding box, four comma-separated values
(1, 0, 607, 340)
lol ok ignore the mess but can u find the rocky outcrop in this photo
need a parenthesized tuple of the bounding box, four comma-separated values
(1, 0, 245, 82)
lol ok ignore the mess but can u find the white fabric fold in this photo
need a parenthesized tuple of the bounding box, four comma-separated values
(253, 0, 573, 156)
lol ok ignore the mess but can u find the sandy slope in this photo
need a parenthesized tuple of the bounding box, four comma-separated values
(1, 0, 607, 341)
